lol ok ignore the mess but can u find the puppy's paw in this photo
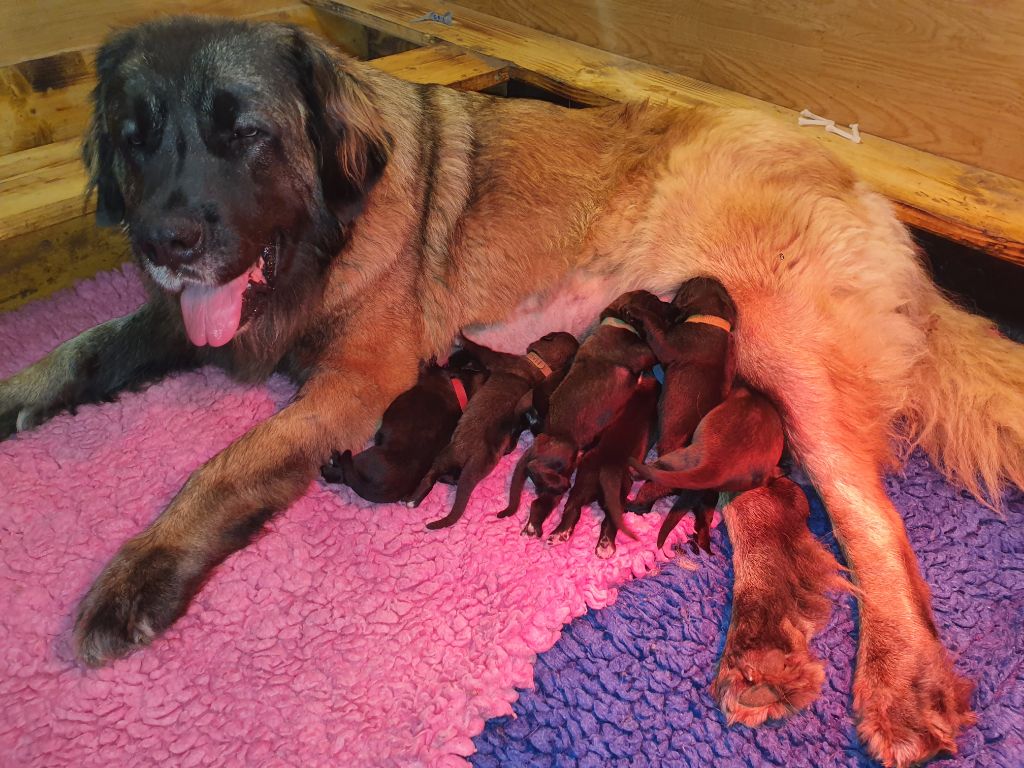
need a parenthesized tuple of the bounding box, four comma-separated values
(714, 641, 824, 727)
(74, 544, 198, 667)
(521, 521, 542, 538)
(854, 633, 975, 768)
(594, 534, 616, 559)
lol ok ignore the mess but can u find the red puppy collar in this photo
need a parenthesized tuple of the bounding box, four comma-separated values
(450, 376, 469, 411)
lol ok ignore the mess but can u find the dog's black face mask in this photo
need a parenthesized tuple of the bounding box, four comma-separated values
(85, 18, 390, 348)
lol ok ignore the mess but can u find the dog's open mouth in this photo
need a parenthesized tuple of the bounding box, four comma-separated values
(179, 238, 280, 347)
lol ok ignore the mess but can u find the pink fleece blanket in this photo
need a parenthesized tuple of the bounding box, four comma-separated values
(0, 266, 694, 767)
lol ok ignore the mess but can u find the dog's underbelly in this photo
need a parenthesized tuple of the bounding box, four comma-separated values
(461, 270, 625, 351)
(461, 269, 674, 352)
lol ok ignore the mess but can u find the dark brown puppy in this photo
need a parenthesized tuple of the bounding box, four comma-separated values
(546, 374, 661, 557)
(713, 476, 848, 727)
(320, 351, 487, 503)
(631, 385, 785, 545)
(502, 296, 657, 536)
(619, 278, 737, 512)
(407, 332, 579, 530)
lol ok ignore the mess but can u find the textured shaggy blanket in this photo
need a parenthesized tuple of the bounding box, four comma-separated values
(1, 267, 1021, 767)
(474, 455, 1024, 767)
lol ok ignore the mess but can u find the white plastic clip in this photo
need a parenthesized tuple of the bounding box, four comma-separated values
(798, 109, 862, 144)
(798, 108, 834, 128)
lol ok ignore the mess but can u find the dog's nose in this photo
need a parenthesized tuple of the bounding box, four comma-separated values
(140, 218, 204, 269)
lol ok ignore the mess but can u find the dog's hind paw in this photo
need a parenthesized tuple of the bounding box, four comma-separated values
(74, 544, 197, 667)
(854, 633, 975, 767)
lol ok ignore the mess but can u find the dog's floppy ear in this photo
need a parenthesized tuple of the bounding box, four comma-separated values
(83, 32, 134, 226)
(288, 28, 392, 224)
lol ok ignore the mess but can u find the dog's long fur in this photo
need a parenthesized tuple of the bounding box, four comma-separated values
(0, 16, 1020, 766)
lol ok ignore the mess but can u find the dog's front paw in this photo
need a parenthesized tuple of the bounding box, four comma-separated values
(854, 632, 975, 767)
(714, 525, 844, 726)
(714, 630, 825, 727)
(0, 384, 44, 440)
(74, 544, 199, 667)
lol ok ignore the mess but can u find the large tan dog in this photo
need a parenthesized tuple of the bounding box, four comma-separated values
(0, 17, 1021, 766)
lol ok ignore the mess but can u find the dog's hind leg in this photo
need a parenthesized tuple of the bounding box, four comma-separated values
(0, 301, 196, 439)
(595, 516, 618, 559)
(655, 490, 715, 550)
(406, 453, 454, 508)
(744, 348, 975, 766)
(497, 449, 531, 518)
(598, 468, 636, 540)
(627, 479, 673, 512)
(425, 456, 491, 530)
(320, 450, 352, 484)
(523, 493, 560, 538)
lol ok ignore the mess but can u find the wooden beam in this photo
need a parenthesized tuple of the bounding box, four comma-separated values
(368, 44, 507, 90)
(307, 0, 1024, 267)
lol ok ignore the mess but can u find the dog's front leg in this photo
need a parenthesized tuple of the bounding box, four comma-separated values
(73, 330, 420, 666)
(0, 300, 194, 439)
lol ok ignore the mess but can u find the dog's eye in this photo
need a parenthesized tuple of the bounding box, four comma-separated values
(232, 126, 260, 141)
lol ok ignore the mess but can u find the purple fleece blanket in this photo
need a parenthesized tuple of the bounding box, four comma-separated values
(473, 453, 1024, 766)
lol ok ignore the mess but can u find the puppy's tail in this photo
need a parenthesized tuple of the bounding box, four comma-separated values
(903, 289, 1024, 505)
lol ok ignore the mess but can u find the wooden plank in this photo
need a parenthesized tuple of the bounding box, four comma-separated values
(0, 140, 90, 241)
(368, 44, 507, 90)
(0, 217, 129, 312)
(455, 0, 1024, 182)
(0, 6, 328, 157)
(308, 0, 1024, 266)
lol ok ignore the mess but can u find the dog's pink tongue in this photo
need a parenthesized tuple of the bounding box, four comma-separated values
(179, 270, 250, 347)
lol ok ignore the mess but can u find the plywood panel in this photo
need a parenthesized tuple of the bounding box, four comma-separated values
(454, 0, 1024, 181)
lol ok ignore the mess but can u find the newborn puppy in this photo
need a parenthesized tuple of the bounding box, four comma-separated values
(320, 350, 487, 503)
(630, 385, 785, 545)
(546, 374, 661, 556)
(407, 332, 579, 530)
(618, 278, 737, 511)
(501, 295, 657, 534)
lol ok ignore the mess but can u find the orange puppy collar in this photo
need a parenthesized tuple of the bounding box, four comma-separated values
(525, 351, 553, 377)
(685, 314, 732, 333)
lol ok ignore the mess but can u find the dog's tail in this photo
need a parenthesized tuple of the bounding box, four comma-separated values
(903, 289, 1024, 505)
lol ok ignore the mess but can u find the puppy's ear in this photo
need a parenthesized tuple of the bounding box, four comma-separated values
(84, 33, 134, 226)
(288, 28, 392, 224)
